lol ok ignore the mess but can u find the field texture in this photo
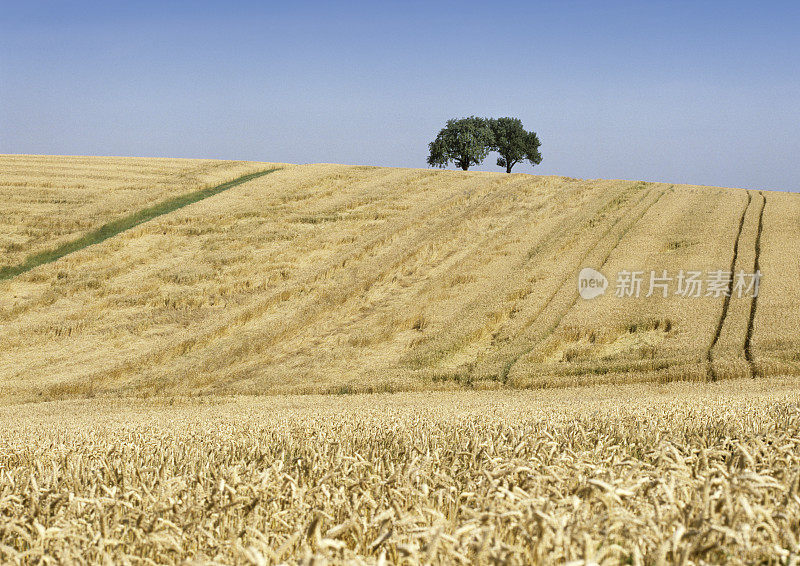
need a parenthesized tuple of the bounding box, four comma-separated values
(1, 156, 799, 400)
(0, 155, 274, 275)
(0, 379, 798, 564)
(2, 156, 800, 564)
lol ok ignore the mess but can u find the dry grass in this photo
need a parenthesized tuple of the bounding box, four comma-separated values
(0, 378, 799, 564)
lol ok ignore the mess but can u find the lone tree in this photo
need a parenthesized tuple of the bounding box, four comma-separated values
(489, 117, 542, 173)
(427, 117, 493, 171)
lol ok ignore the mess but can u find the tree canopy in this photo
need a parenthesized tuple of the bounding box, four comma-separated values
(426, 117, 494, 171)
(427, 116, 542, 173)
(489, 117, 542, 173)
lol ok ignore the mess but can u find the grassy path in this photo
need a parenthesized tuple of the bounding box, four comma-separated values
(0, 168, 279, 281)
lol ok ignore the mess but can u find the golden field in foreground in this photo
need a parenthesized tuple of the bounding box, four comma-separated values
(1, 379, 799, 564)
(1, 156, 799, 399)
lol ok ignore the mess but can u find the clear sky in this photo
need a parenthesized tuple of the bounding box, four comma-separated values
(1, 1, 798, 190)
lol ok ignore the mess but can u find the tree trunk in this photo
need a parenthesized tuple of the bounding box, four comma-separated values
(506, 163, 513, 173)
(460, 162, 470, 171)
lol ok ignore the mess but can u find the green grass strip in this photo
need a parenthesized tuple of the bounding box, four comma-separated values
(0, 168, 279, 281)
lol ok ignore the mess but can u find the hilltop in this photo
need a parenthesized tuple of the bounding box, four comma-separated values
(1, 155, 798, 401)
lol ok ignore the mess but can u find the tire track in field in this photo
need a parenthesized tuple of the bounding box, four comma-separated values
(504, 184, 673, 383)
(353, 180, 578, 335)
(404, 178, 610, 369)
(744, 191, 766, 377)
(497, 182, 670, 383)
(84, 173, 527, 388)
(462, 182, 647, 377)
(0, 168, 279, 281)
(707, 190, 752, 381)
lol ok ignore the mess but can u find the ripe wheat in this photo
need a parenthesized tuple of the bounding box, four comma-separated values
(0, 379, 798, 564)
(1, 158, 798, 399)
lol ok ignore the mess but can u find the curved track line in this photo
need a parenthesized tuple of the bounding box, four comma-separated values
(498, 183, 670, 382)
(404, 179, 594, 368)
(0, 168, 279, 281)
(82, 173, 529, 388)
(707, 190, 752, 381)
(744, 191, 765, 377)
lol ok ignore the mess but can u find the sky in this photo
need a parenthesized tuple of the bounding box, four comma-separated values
(1, 0, 799, 191)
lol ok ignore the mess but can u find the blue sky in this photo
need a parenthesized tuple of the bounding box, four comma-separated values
(1, 1, 798, 190)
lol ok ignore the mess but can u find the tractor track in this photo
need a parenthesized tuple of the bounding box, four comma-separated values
(743, 191, 766, 377)
(498, 183, 671, 383)
(707, 190, 752, 381)
(407, 178, 612, 369)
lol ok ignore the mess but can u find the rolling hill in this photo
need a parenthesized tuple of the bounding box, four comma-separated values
(1, 155, 798, 401)
(3, 155, 800, 564)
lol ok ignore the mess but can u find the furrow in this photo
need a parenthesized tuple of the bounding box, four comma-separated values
(707, 190, 752, 381)
(744, 191, 766, 377)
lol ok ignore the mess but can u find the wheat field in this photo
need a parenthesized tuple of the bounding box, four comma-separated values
(2, 155, 800, 563)
(1, 156, 799, 400)
(0, 155, 274, 272)
(1, 379, 799, 564)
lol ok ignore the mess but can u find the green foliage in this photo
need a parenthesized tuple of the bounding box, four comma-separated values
(427, 116, 542, 173)
(489, 117, 542, 173)
(427, 117, 494, 171)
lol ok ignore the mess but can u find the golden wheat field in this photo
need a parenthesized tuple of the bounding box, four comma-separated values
(2, 155, 800, 564)
(0, 156, 273, 270)
(1, 379, 800, 564)
(1, 156, 799, 400)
